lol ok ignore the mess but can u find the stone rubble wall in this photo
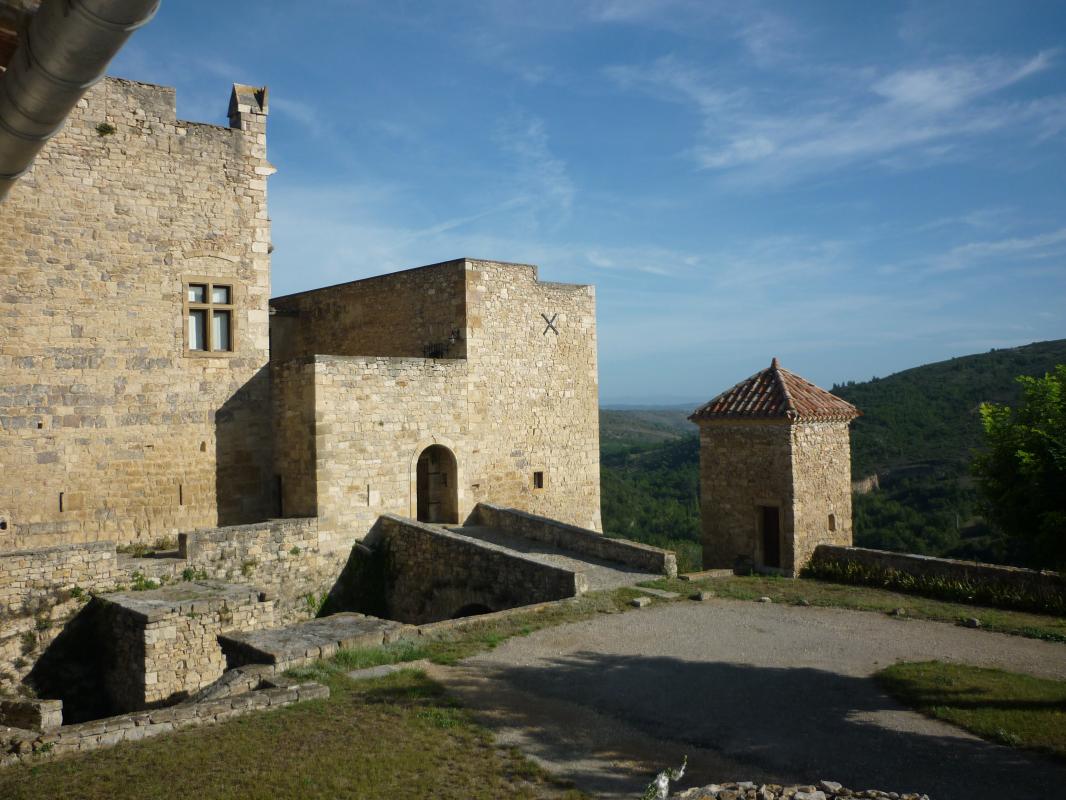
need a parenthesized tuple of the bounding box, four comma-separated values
(675, 780, 927, 800)
(0, 679, 328, 767)
(473, 503, 676, 576)
(0, 76, 274, 552)
(0, 518, 327, 692)
(178, 517, 338, 622)
(376, 515, 587, 624)
(0, 697, 62, 732)
(98, 584, 275, 712)
(811, 544, 1066, 606)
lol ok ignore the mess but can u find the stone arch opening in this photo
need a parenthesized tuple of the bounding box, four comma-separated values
(416, 444, 459, 524)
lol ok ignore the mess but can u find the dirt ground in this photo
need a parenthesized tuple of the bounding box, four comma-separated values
(426, 598, 1066, 800)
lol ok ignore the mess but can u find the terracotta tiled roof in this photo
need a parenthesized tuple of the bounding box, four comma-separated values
(690, 358, 860, 423)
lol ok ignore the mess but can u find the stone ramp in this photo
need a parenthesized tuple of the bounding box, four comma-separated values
(451, 525, 663, 591)
(219, 612, 405, 671)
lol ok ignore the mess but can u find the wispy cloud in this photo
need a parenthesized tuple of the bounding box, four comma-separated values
(607, 50, 1062, 187)
(493, 111, 575, 227)
(932, 226, 1066, 272)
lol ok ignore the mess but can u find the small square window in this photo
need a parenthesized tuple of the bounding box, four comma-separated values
(184, 280, 235, 355)
(533, 471, 545, 490)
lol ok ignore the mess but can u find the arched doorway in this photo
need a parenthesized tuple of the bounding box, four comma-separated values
(416, 444, 458, 524)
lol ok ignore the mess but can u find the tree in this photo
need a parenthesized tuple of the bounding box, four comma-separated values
(973, 365, 1066, 571)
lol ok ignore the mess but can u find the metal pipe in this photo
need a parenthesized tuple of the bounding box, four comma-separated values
(0, 0, 159, 201)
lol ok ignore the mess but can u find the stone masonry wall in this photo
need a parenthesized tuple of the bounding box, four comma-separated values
(463, 261, 601, 531)
(268, 259, 601, 551)
(811, 545, 1066, 608)
(178, 517, 339, 622)
(0, 518, 325, 694)
(697, 421, 795, 571)
(270, 259, 467, 362)
(98, 583, 275, 712)
(473, 503, 676, 576)
(0, 77, 274, 551)
(790, 422, 854, 570)
(376, 515, 586, 624)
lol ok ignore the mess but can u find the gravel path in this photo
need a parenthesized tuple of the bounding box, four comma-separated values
(426, 599, 1066, 800)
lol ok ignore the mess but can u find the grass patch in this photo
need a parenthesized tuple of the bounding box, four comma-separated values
(877, 660, 1066, 760)
(0, 670, 586, 800)
(640, 574, 1066, 643)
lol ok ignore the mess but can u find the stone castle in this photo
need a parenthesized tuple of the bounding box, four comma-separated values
(0, 77, 601, 557)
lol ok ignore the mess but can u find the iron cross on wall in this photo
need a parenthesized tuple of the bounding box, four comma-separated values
(541, 313, 559, 336)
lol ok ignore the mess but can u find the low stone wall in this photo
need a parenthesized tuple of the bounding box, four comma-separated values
(675, 780, 927, 800)
(0, 698, 62, 733)
(377, 515, 587, 624)
(97, 583, 275, 712)
(810, 545, 1066, 612)
(0, 542, 122, 615)
(0, 518, 334, 694)
(179, 517, 338, 622)
(473, 503, 677, 577)
(1, 679, 329, 767)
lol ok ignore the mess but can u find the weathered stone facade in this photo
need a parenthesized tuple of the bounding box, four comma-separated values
(0, 77, 274, 550)
(270, 258, 602, 558)
(692, 360, 859, 576)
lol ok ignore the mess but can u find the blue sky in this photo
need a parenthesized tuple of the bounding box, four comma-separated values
(111, 1, 1066, 404)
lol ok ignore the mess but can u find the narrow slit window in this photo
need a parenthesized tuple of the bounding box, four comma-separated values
(533, 471, 545, 490)
(184, 280, 235, 354)
(828, 513, 836, 532)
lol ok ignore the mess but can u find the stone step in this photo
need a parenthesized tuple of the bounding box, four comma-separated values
(219, 612, 405, 671)
(635, 586, 680, 599)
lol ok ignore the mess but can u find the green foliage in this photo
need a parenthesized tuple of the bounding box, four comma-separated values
(181, 567, 208, 582)
(129, 571, 159, 592)
(240, 560, 258, 577)
(95, 122, 116, 137)
(600, 436, 702, 572)
(803, 557, 1066, 616)
(973, 365, 1066, 571)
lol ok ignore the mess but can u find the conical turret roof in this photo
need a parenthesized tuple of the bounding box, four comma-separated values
(690, 358, 860, 423)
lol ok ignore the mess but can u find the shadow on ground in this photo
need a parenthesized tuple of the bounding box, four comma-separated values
(435, 652, 1066, 800)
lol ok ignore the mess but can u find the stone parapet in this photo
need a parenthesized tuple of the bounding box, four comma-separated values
(473, 503, 676, 576)
(0, 680, 328, 767)
(810, 545, 1066, 612)
(376, 514, 586, 624)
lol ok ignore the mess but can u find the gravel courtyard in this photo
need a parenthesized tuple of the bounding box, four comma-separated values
(427, 599, 1066, 800)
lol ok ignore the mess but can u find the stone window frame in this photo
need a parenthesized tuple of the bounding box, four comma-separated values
(182, 277, 238, 358)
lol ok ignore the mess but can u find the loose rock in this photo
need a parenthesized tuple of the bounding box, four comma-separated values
(630, 596, 652, 608)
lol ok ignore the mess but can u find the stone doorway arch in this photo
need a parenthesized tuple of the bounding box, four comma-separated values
(415, 444, 459, 524)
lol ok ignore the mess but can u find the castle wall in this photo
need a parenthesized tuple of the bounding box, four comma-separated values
(269, 259, 602, 546)
(789, 422, 854, 569)
(269, 260, 467, 362)
(304, 355, 470, 554)
(697, 421, 795, 571)
(463, 261, 601, 531)
(0, 77, 274, 551)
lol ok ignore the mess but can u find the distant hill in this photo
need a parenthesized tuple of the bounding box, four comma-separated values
(833, 339, 1066, 479)
(601, 339, 1066, 569)
(599, 408, 694, 455)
